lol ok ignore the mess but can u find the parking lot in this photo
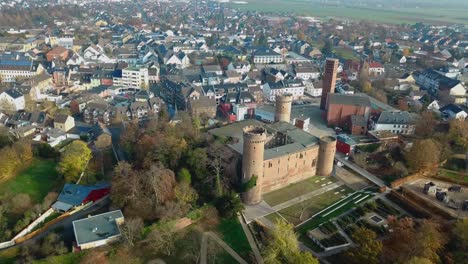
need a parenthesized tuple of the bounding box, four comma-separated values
(404, 178, 468, 218)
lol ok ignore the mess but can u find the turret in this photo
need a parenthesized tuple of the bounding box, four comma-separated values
(317, 136, 337, 176)
(241, 126, 266, 205)
(275, 94, 293, 123)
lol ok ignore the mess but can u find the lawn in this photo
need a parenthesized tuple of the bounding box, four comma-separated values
(216, 218, 252, 259)
(0, 159, 61, 203)
(278, 186, 354, 226)
(33, 252, 85, 264)
(437, 168, 468, 183)
(334, 47, 358, 60)
(296, 191, 375, 235)
(263, 176, 338, 206)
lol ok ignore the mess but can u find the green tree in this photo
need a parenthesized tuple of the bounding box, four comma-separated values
(214, 192, 244, 218)
(406, 139, 441, 171)
(404, 257, 433, 264)
(186, 148, 208, 180)
(177, 168, 192, 184)
(57, 140, 92, 182)
(345, 227, 383, 264)
(321, 40, 332, 55)
(263, 220, 318, 264)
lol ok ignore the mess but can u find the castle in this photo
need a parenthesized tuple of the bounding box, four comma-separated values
(209, 94, 336, 205)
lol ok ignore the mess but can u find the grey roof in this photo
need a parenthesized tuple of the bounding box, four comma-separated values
(376, 111, 413, 125)
(54, 114, 71, 124)
(73, 210, 124, 247)
(351, 115, 367, 127)
(328, 94, 371, 107)
(209, 119, 319, 160)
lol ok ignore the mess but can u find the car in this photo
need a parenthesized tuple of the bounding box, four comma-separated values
(448, 186, 462, 192)
(334, 127, 343, 133)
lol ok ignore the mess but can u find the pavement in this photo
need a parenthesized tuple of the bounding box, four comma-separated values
(243, 201, 276, 224)
(335, 153, 387, 188)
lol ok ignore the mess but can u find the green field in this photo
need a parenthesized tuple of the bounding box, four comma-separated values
(277, 186, 354, 226)
(0, 159, 61, 203)
(263, 176, 338, 206)
(216, 218, 252, 259)
(232, 0, 468, 25)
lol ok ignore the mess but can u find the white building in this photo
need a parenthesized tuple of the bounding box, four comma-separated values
(114, 67, 149, 89)
(0, 89, 25, 111)
(304, 80, 322, 97)
(253, 48, 283, 64)
(262, 79, 305, 101)
(368, 62, 385, 76)
(372, 111, 415, 135)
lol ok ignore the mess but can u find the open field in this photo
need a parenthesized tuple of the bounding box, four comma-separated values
(278, 186, 354, 225)
(0, 159, 61, 203)
(263, 176, 338, 206)
(232, 0, 468, 25)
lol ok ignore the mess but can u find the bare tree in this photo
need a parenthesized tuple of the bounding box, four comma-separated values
(121, 217, 143, 247)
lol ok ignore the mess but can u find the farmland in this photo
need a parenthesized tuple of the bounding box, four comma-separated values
(232, 0, 468, 25)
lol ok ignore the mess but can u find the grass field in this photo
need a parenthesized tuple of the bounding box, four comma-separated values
(0, 159, 61, 203)
(277, 186, 354, 226)
(216, 218, 252, 259)
(263, 176, 338, 206)
(232, 0, 468, 25)
(437, 168, 468, 183)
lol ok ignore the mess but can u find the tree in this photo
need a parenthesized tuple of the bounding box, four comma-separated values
(415, 111, 437, 138)
(177, 168, 192, 184)
(362, 81, 373, 93)
(263, 219, 318, 264)
(345, 227, 382, 264)
(145, 224, 176, 256)
(214, 192, 244, 218)
(121, 217, 143, 247)
(404, 257, 433, 264)
(448, 119, 468, 151)
(0, 98, 16, 112)
(406, 139, 441, 171)
(57, 140, 92, 182)
(10, 194, 32, 214)
(186, 148, 208, 180)
(321, 40, 332, 55)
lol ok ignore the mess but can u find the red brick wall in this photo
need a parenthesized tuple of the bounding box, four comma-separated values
(351, 124, 367, 135)
(326, 104, 368, 128)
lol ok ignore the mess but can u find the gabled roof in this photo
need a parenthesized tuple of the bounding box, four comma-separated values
(376, 111, 413, 125)
(440, 103, 465, 114)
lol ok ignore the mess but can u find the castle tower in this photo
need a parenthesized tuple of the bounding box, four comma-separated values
(320, 58, 339, 110)
(241, 126, 267, 205)
(275, 94, 293, 123)
(317, 136, 337, 176)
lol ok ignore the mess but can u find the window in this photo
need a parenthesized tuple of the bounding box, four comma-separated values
(312, 159, 317, 167)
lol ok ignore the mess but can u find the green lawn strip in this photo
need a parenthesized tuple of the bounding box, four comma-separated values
(0, 159, 61, 203)
(298, 235, 324, 253)
(33, 252, 85, 264)
(277, 186, 354, 226)
(0, 247, 20, 264)
(263, 176, 337, 206)
(216, 217, 252, 259)
(264, 212, 284, 224)
(437, 168, 468, 183)
(296, 192, 374, 235)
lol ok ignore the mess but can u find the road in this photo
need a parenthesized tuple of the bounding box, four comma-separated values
(335, 153, 387, 188)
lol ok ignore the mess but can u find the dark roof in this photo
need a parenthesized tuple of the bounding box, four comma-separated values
(3, 88, 23, 99)
(351, 115, 367, 127)
(328, 94, 371, 107)
(440, 103, 464, 114)
(56, 183, 110, 206)
(54, 114, 71, 124)
(376, 111, 413, 125)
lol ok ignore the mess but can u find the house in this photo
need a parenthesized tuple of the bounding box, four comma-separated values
(371, 111, 415, 135)
(294, 62, 320, 80)
(336, 134, 357, 155)
(165, 52, 190, 68)
(46, 46, 70, 62)
(227, 61, 251, 75)
(427, 100, 440, 111)
(93, 124, 112, 150)
(253, 48, 283, 64)
(368, 62, 385, 76)
(113, 66, 149, 89)
(73, 210, 124, 250)
(415, 69, 466, 103)
(304, 80, 322, 97)
(0, 89, 25, 111)
(262, 79, 305, 101)
(440, 104, 467, 120)
(54, 114, 75, 132)
(188, 96, 217, 119)
(52, 183, 111, 212)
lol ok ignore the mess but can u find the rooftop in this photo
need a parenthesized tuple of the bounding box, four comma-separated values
(209, 119, 319, 160)
(73, 210, 124, 247)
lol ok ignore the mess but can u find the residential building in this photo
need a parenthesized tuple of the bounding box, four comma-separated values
(262, 79, 305, 101)
(253, 48, 283, 64)
(54, 114, 75, 132)
(114, 67, 149, 89)
(0, 89, 25, 111)
(0, 52, 44, 83)
(73, 210, 124, 250)
(371, 111, 415, 135)
(440, 104, 467, 120)
(368, 62, 385, 76)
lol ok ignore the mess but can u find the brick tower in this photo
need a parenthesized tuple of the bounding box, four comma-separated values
(275, 94, 293, 123)
(241, 126, 266, 205)
(317, 136, 337, 176)
(320, 58, 339, 110)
